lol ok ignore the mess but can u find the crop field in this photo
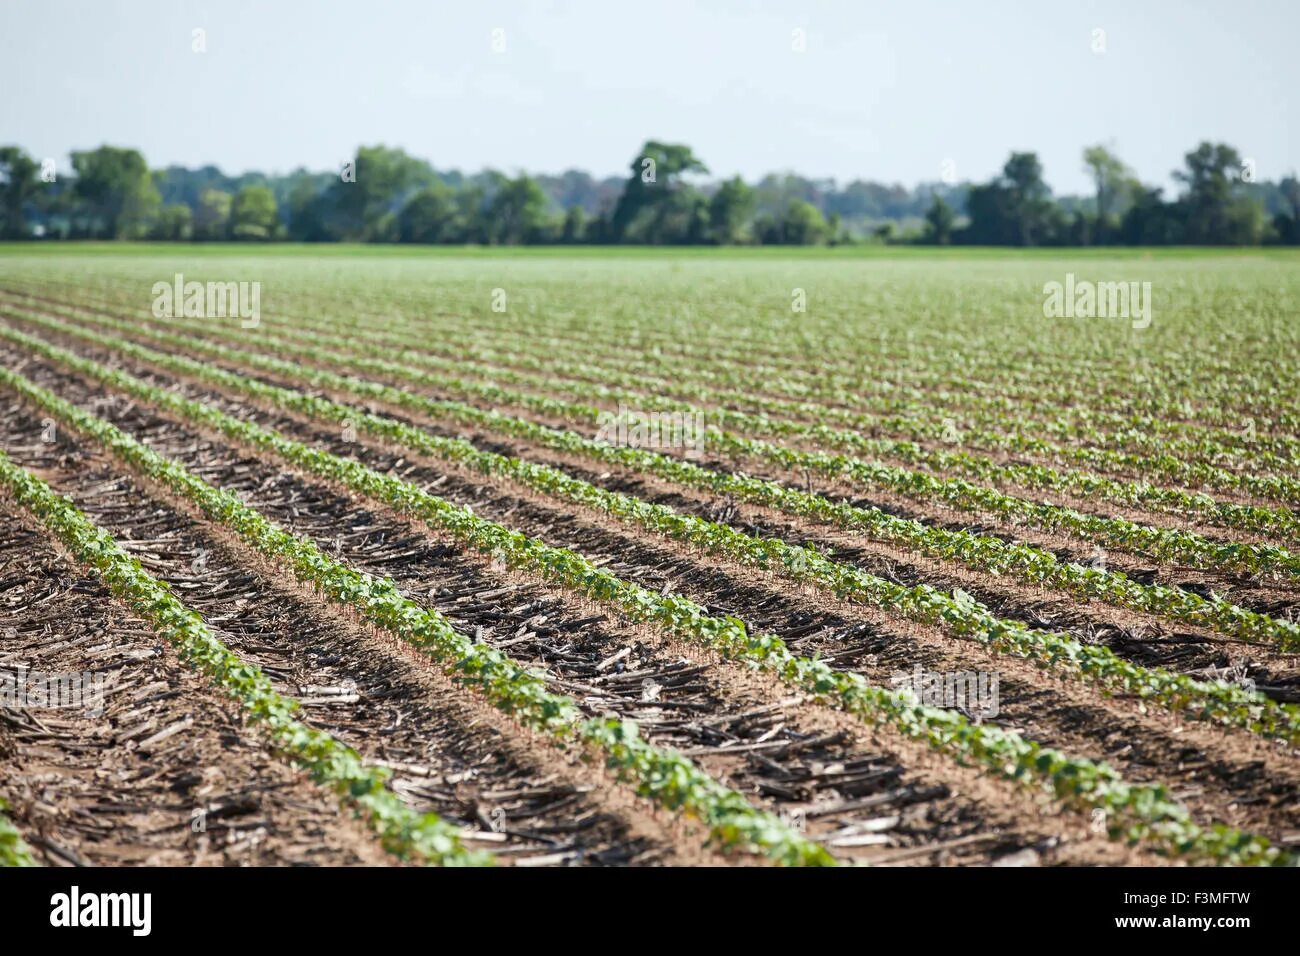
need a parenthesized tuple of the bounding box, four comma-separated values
(1, 244, 1298, 868)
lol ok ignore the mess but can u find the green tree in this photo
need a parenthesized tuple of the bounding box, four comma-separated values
(0, 146, 40, 238)
(583, 211, 609, 244)
(331, 145, 435, 240)
(1082, 144, 1131, 243)
(152, 203, 193, 240)
(610, 141, 709, 241)
(193, 188, 232, 240)
(560, 205, 587, 243)
(398, 182, 460, 242)
(962, 152, 1061, 246)
(1119, 186, 1182, 245)
(1174, 142, 1263, 244)
(708, 176, 755, 244)
(779, 200, 829, 244)
(230, 184, 278, 239)
(684, 193, 710, 244)
(961, 180, 1016, 244)
(827, 212, 844, 245)
(1273, 174, 1300, 244)
(454, 183, 490, 244)
(286, 175, 329, 241)
(1002, 152, 1057, 245)
(489, 175, 548, 244)
(922, 195, 955, 245)
(70, 146, 160, 238)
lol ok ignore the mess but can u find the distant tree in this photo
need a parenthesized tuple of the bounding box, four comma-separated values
(560, 205, 587, 243)
(1272, 174, 1300, 244)
(230, 185, 278, 239)
(753, 212, 780, 244)
(539, 170, 622, 214)
(70, 146, 160, 238)
(1060, 211, 1093, 246)
(583, 211, 610, 244)
(1119, 186, 1183, 245)
(1082, 144, 1131, 243)
(707, 176, 755, 244)
(960, 180, 1016, 244)
(0, 146, 40, 238)
(753, 173, 831, 219)
(5, 136, 1292, 248)
(684, 194, 710, 244)
(610, 141, 708, 242)
(1174, 142, 1264, 245)
(827, 212, 843, 244)
(779, 200, 829, 244)
(193, 188, 232, 240)
(961, 152, 1062, 246)
(155, 164, 239, 210)
(825, 179, 912, 221)
(28, 177, 75, 238)
(454, 183, 491, 244)
(1281, 175, 1300, 221)
(398, 182, 460, 243)
(328, 145, 436, 240)
(152, 203, 193, 240)
(286, 176, 331, 241)
(922, 195, 955, 244)
(489, 175, 548, 244)
(1002, 152, 1058, 245)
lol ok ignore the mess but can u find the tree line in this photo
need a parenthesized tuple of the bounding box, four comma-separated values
(1, 140, 1296, 246)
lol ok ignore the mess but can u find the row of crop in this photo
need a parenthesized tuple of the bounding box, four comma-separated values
(220, 310, 1299, 570)
(38, 319, 1293, 742)
(65, 273, 1286, 440)
(13, 307, 1299, 652)
(196, 288, 1300, 476)
(11, 286, 1299, 531)
(302, 299, 1300, 502)
(360, 277, 1300, 419)
(253, 298, 1300, 529)
(1, 322, 1289, 866)
(0, 445, 492, 866)
(6, 283, 1295, 479)
(255, 289, 1298, 473)
(32, 268, 1300, 446)
(96, 274, 1300, 456)
(56, 281, 1300, 476)
(316, 282, 1300, 433)
(15, 289, 1296, 549)
(0, 363, 827, 867)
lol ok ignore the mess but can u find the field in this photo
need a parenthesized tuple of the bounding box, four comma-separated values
(1, 244, 1298, 867)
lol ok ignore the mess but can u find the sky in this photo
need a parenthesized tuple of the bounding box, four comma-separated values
(1, 0, 1296, 194)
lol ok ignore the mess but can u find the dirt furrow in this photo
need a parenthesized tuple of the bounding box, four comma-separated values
(502, 439, 1300, 697)
(3, 292, 1289, 558)
(65, 345, 1300, 851)
(229, 352, 1299, 698)
(0, 379, 687, 867)
(0, 342, 1138, 865)
(14, 309, 1294, 663)
(0, 506, 391, 866)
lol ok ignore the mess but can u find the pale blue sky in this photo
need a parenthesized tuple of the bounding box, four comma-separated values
(2, 0, 1295, 193)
